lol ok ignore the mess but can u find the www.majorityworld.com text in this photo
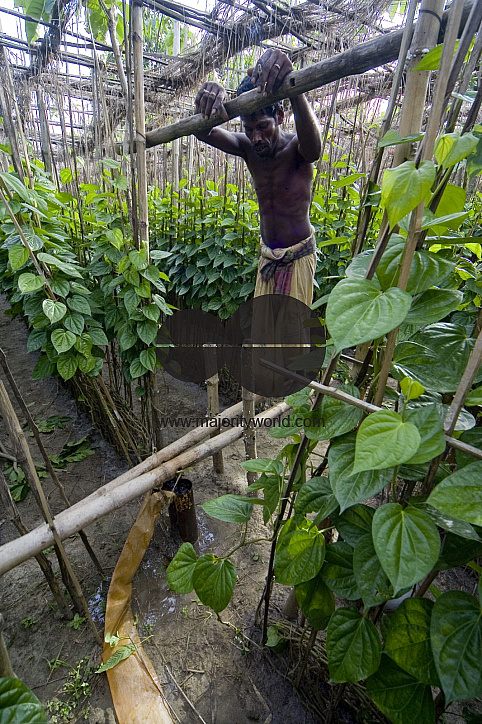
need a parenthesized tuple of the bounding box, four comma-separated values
(159, 415, 326, 430)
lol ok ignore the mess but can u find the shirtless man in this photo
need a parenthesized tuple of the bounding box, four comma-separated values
(194, 48, 322, 306)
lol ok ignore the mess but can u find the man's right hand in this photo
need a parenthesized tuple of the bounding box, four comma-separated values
(195, 82, 229, 121)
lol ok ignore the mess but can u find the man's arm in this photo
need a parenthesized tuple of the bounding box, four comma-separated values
(194, 81, 248, 159)
(250, 49, 322, 163)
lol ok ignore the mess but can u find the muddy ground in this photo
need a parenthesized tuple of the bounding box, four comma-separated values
(1, 295, 481, 724)
(0, 295, 323, 724)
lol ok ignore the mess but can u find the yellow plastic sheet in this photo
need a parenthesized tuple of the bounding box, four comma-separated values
(102, 491, 174, 724)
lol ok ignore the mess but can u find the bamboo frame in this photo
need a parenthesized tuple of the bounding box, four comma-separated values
(0, 400, 289, 576)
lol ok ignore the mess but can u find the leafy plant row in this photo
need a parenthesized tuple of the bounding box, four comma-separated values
(166, 127, 482, 724)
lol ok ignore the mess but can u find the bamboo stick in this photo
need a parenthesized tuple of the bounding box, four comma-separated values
(0, 471, 72, 619)
(260, 359, 482, 462)
(136, 0, 475, 150)
(0, 401, 289, 576)
(204, 345, 224, 474)
(0, 348, 104, 576)
(93, 396, 262, 496)
(0, 379, 101, 643)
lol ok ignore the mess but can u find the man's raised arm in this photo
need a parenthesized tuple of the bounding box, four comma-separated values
(194, 81, 248, 159)
(250, 49, 322, 163)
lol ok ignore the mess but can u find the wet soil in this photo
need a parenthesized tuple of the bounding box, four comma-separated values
(0, 295, 319, 724)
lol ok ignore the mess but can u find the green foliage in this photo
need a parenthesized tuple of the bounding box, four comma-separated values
(326, 607, 381, 682)
(0, 677, 47, 723)
(372, 504, 440, 595)
(326, 278, 412, 352)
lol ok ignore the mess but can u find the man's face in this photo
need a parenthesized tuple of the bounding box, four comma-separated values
(242, 110, 280, 157)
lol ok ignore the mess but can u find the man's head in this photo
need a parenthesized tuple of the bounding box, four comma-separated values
(237, 75, 283, 157)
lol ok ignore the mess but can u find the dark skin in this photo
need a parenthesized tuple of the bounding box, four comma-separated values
(194, 49, 322, 250)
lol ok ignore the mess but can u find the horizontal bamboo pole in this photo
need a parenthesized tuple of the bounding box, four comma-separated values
(142, 0, 474, 149)
(0, 400, 288, 576)
(64, 395, 262, 507)
(261, 359, 482, 462)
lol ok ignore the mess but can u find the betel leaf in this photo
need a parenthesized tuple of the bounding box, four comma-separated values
(334, 504, 374, 547)
(372, 504, 440, 595)
(380, 160, 436, 228)
(404, 404, 445, 465)
(384, 598, 439, 686)
(400, 377, 425, 400)
(378, 130, 424, 148)
(96, 644, 137, 674)
(27, 329, 46, 353)
(63, 313, 84, 336)
(37, 252, 83, 278)
(50, 328, 76, 354)
(0, 676, 47, 723)
(240, 458, 283, 474)
(8, 244, 29, 271)
(434, 132, 478, 169)
(294, 476, 338, 519)
(431, 591, 482, 703)
(326, 279, 411, 353)
(404, 289, 463, 327)
(192, 555, 237, 613)
(42, 299, 66, 324)
(413, 502, 481, 542)
(376, 240, 455, 296)
(140, 348, 156, 372)
(465, 387, 482, 406)
(202, 495, 253, 523)
(353, 411, 421, 474)
(329, 432, 393, 511)
(403, 323, 477, 393)
(320, 541, 360, 600)
(32, 356, 55, 380)
(366, 655, 435, 724)
(353, 533, 392, 608)
(67, 294, 91, 315)
(18, 273, 44, 294)
(56, 355, 78, 381)
(294, 575, 335, 630)
(274, 519, 325, 586)
(304, 384, 363, 441)
(326, 607, 381, 683)
(427, 461, 482, 526)
(436, 532, 482, 570)
(166, 542, 197, 594)
(89, 327, 108, 347)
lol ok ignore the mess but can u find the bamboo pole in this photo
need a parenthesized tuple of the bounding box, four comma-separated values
(0, 379, 102, 643)
(0, 348, 104, 576)
(260, 359, 482, 462)
(242, 341, 257, 486)
(134, 0, 475, 150)
(0, 471, 72, 619)
(0, 401, 289, 576)
(0, 613, 15, 678)
(204, 345, 224, 474)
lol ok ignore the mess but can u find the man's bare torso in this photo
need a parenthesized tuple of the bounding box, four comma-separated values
(244, 131, 314, 250)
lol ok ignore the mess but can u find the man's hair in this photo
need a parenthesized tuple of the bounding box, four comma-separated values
(236, 75, 281, 119)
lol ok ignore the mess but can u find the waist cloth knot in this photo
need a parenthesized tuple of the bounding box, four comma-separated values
(258, 232, 316, 296)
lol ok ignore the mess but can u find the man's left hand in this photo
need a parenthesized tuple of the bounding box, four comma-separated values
(248, 49, 293, 97)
